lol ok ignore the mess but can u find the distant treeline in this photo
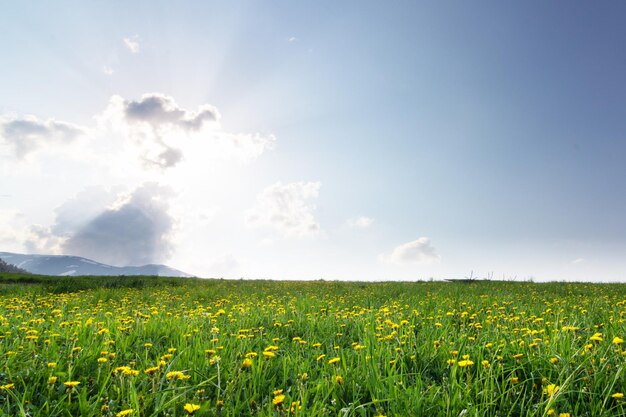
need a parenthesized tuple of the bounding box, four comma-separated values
(0, 257, 29, 274)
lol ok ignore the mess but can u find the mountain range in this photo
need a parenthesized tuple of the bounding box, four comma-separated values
(0, 251, 193, 277)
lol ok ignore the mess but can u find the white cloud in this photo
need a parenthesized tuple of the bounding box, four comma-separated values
(0, 114, 86, 158)
(98, 93, 274, 168)
(0, 210, 63, 254)
(123, 36, 140, 53)
(380, 237, 440, 265)
(288, 37, 298, 43)
(347, 216, 374, 229)
(103, 66, 114, 76)
(246, 181, 321, 238)
(23, 224, 63, 255)
(0, 209, 25, 250)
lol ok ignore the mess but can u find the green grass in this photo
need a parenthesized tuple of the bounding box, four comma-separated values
(1, 274, 626, 416)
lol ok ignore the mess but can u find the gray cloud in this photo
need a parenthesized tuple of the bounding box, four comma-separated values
(0, 114, 85, 157)
(62, 183, 175, 266)
(123, 93, 219, 131)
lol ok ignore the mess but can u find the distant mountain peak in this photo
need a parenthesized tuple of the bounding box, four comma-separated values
(0, 252, 193, 277)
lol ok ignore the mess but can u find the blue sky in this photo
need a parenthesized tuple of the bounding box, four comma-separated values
(1, 1, 625, 280)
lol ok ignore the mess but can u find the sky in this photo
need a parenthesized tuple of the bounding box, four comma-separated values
(1, 1, 625, 281)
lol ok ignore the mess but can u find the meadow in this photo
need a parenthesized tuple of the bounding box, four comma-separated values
(1, 273, 626, 417)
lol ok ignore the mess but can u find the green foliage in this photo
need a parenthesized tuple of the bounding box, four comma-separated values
(1, 276, 626, 416)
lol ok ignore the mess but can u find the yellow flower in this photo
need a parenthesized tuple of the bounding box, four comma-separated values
(612, 392, 624, 399)
(512, 353, 523, 359)
(544, 384, 559, 395)
(47, 362, 57, 368)
(481, 360, 490, 369)
(97, 357, 108, 364)
(558, 413, 571, 417)
(64, 381, 80, 388)
(550, 357, 559, 364)
(0, 383, 15, 390)
(590, 333, 603, 342)
(328, 357, 341, 365)
(183, 403, 201, 414)
(48, 376, 57, 384)
(144, 367, 159, 375)
(166, 371, 189, 380)
(335, 375, 343, 384)
(289, 401, 302, 413)
(116, 410, 134, 417)
(242, 358, 253, 368)
(316, 354, 326, 361)
(511, 377, 519, 384)
(613, 337, 624, 345)
(458, 359, 474, 367)
(273, 394, 286, 406)
(263, 351, 276, 359)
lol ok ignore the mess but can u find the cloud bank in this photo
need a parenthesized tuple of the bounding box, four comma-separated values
(246, 181, 321, 238)
(62, 183, 175, 266)
(380, 237, 440, 265)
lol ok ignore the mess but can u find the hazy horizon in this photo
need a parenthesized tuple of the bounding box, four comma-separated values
(2, 2, 626, 281)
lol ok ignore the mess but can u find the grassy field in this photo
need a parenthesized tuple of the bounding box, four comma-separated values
(1, 273, 626, 416)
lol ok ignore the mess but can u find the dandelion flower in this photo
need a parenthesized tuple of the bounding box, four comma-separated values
(273, 394, 286, 406)
(590, 333, 603, 342)
(335, 375, 343, 384)
(458, 359, 474, 367)
(328, 357, 341, 365)
(145, 367, 159, 375)
(612, 392, 624, 399)
(544, 384, 559, 395)
(183, 403, 201, 414)
(116, 410, 134, 417)
(613, 337, 624, 345)
(64, 381, 80, 388)
(166, 371, 189, 380)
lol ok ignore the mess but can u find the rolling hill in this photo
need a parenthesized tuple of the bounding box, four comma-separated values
(0, 251, 193, 277)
